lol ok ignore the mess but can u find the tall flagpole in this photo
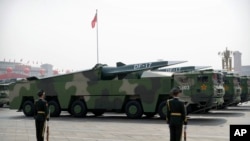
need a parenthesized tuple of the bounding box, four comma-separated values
(96, 9, 99, 64)
(91, 9, 99, 64)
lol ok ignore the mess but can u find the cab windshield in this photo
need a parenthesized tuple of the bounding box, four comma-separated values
(0, 85, 9, 91)
(212, 73, 223, 85)
(217, 73, 223, 84)
(233, 77, 240, 86)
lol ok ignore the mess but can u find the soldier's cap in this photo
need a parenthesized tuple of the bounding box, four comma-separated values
(37, 89, 45, 97)
(170, 86, 182, 95)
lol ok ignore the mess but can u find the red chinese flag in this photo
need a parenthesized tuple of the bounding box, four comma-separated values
(91, 13, 97, 28)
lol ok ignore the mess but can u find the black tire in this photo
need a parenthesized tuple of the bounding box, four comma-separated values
(68, 108, 72, 115)
(92, 110, 105, 116)
(48, 100, 61, 117)
(70, 100, 87, 117)
(158, 101, 168, 120)
(0, 104, 3, 107)
(125, 100, 143, 119)
(22, 101, 35, 117)
(205, 108, 210, 113)
(144, 112, 156, 118)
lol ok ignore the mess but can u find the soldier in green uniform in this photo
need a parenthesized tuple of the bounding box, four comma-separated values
(34, 89, 49, 141)
(166, 87, 188, 141)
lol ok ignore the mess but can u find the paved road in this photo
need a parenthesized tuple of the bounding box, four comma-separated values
(0, 102, 250, 141)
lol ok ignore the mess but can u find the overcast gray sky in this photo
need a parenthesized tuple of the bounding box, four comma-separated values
(0, 0, 249, 72)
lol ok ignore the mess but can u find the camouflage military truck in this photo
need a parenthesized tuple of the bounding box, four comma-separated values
(240, 76, 250, 103)
(221, 72, 242, 107)
(9, 60, 191, 119)
(0, 83, 10, 107)
(158, 66, 225, 113)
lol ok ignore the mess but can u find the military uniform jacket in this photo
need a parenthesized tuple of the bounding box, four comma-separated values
(166, 98, 187, 125)
(34, 99, 49, 121)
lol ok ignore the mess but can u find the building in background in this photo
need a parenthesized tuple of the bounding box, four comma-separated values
(218, 47, 233, 71)
(233, 51, 242, 73)
(218, 48, 250, 76)
(241, 66, 250, 76)
(0, 61, 60, 83)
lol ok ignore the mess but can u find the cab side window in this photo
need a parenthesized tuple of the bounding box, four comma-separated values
(178, 77, 189, 83)
(197, 76, 208, 83)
